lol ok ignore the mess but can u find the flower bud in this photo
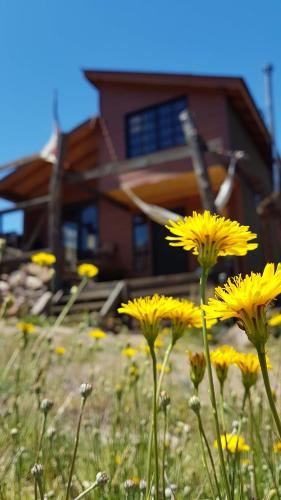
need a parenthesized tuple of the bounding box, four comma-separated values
(188, 395, 201, 414)
(124, 479, 136, 491)
(95, 471, 109, 486)
(40, 399, 53, 415)
(31, 463, 43, 477)
(79, 383, 92, 399)
(139, 479, 147, 492)
(160, 391, 171, 411)
(47, 426, 56, 439)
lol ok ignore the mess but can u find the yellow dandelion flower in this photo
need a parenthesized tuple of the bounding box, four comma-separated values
(188, 351, 206, 390)
(115, 454, 122, 465)
(214, 434, 250, 453)
(31, 252, 56, 267)
(273, 442, 281, 453)
(166, 211, 257, 269)
(154, 337, 164, 348)
(122, 346, 137, 358)
(269, 313, 281, 327)
(210, 345, 237, 386)
(77, 263, 99, 278)
(234, 352, 271, 390)
(159, 327, 170, 336)
(128, 363, 139, 380)
(17, 322, 36, 335)
(54, 346, 66, 355)
(88, 328, 107, 340)
(118, 295, 176, 345)
(156, 363, 171, 374)
(167, 298, 216, 344)
(203, 263, 281, 348)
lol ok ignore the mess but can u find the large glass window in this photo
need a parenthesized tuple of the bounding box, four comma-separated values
(63, 204, 98, 264)
(126, 97, 187, 158)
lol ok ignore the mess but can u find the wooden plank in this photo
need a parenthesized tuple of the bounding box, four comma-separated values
(59, 289, 110, 303)
(100, 280, 127, 318)
(128, 271, 199, 291)
(48, 133, 67, 290)
(51, 300, 104, 314)
(0, 195, 50, 216)
(65, 139, 223, 184)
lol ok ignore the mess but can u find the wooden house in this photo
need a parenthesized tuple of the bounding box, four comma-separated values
(0, 70, 280, 299)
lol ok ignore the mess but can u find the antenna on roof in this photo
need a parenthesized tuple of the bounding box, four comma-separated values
(52, 89, 61, 133)
(263, 64, 280, 193)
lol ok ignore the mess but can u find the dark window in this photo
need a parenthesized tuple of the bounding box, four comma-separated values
(126, 97, 187, 158)
(133, 214, 150, 272)
(63, 204, 98, 262)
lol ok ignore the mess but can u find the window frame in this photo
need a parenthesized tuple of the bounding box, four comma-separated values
(125, 96, 187, 158)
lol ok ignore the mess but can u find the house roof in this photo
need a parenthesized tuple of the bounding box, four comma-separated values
(84, 69, 271, 161)
(0, 117, 99, 202)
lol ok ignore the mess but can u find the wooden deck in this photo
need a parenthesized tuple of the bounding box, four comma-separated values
(51, 271, 202, 317)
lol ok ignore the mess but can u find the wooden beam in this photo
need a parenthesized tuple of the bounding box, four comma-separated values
(0, 195, 50, 216)
(180, 110, 217, 213)
(65, 139, 223, 184)
(48, 133, 67, 290)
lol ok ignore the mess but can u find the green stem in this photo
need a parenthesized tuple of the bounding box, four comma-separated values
(248, 391, 281, 499)
(257, 348, 281, 439)
(162, 408, 167, 500)
(150, 345, 160, 500)
(36, 414, 47, 462)
(36, 477, 44, 500)
(65, 399, 86, 500)
(231, 388, 248, 498)
(197, 412, 222, 500)
(146, 341, 173, 496)
(74, 482, 98, 499)
(200, 267, 231, 500)
(52, 277, 88, 333)
(247, 393, 259, 499)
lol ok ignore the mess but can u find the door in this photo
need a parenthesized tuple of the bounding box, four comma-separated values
(151, 208, 187, 276)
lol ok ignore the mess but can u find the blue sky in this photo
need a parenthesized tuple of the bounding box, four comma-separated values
(0, 0, 280, 231)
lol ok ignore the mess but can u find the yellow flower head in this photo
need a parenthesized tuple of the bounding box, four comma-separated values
(77, 263, 99, 279)
(188, 351, 206, 390)
(273, 442, 281, 453)
(269, 313, 281, 327)
(88, 328, 107, 340)
(122, 346, 137, 358)
(156, 363, 171, 374)
(54, 346, 66, 355)
(203, 263, 281, 348)
(31, 252, 56, 267)
(234, 352, 271, 390)
(118, 295, 176, 345)
(166, 211, 257, 269)
(154, 336, 164, 348)
(210, 345, 237, 386)
(17, 322, 36, 335)
(128, 362, 139, 381)
(214, 434, 250, 453)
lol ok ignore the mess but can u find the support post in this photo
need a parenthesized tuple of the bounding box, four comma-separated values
(48, 132, 67, 290)
(180, 110, 217, 213)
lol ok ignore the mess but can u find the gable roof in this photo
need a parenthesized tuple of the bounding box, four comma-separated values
(84, 69, 271, 161)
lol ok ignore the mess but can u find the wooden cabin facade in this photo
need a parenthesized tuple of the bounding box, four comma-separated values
(0, 70, 280, 289)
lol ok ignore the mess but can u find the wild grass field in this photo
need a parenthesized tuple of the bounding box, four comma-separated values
(0, 316, 281, 499)
(2, 211, 281, 499)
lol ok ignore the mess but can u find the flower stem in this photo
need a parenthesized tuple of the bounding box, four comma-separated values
(65, 398, 86, 500)
(162, 407, 167, 500)
(74, 482, 98, 499)
(200, 267, 231, 500)
(149, 345, 160, 500)
(257, 348, 281, 439)
(197, 411, 222, 500)
(146, 341, 173, 496)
